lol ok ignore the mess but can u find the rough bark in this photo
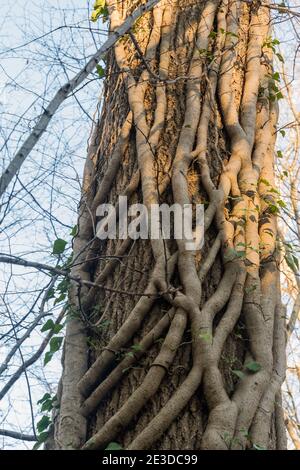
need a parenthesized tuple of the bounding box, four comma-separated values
(54, 0, 287, 450)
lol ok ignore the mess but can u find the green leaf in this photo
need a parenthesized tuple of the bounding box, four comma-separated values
(279, 129, 286, 137)
(268, 204, 279, 214)
(276, 52, 284, 63)
(293, 255, 299, 270)
(131, 344, 143, 352)
(285, 254, 298, 273)
(33, 431, 49, 449)
(96, 64, 105, 78)
(208, 31, 217, 39)
(41, 400, 53, 412)
(37, 393, 51, 405)
(245, 361, 261, 373)
(41, 319, 55, 332)
(126, 351, 134, 358)
(52, 238, 67, 255)
(232, 370, 245, 380)
(105, 442, 123, 451)
(49, 336, 63, 354)
(70, 224, 78, 236)
(277, 150, 283, 158)
(37, 416, 51, 433)
(272, 72, 280, 81)
(53, 323, 64, 334)
(54, 293, 67, 305)
(44, 351, 53, 366)
(91, 0, 106, 22)
(253, 443, 267, 450)
(277, 199, 286, 209)
(45, 288, 55, 300)
(94, 0, 105, 8)
(56, 279, 69, 294)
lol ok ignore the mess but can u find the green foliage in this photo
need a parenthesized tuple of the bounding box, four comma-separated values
(279, 129, 286, 137)
(245, 361, 261, 373)
(131, 343, 143, 352)
(285, 252, 299, 273)
(263, 37, 284, 67)
(53, 278, 70, 305)
(220, 27, 238, 38)
(268, 70, 284, 102)
(105, 442, 123, 450)
(33, 431, 49, 450)
(37, 415, 51, 433)
(44, 336, 63, 365)
(41, 319, 64, 334)
(37, 393, 58, 412)
(34, 393, 59, 449)
(232, 369, 245, 380)
(263, 37, 280, 51)
(96, 64, 105, 78)
(231, 362, 261, 380)
(253, 443, 267, 450)
(91, 0, 108, 22)
(52, 238, 67, 255)
(70, 224, 78, 236)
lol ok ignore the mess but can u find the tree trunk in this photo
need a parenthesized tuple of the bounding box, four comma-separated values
(54, 0, 287, 450)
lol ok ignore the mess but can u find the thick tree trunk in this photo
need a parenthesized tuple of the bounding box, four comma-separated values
(54, 0, 287, 450)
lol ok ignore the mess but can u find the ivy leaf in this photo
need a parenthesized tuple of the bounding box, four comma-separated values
(54, 293, 67, 305)
(245, 361, 261, 373)
(131, 344, 143, 352)
(37, 415, 51, 433)
(41, 319, 55, 332)
(33, 431, 49, 449)
(70, 224, 78, 236)
(44, 351, 53, 366)
(232, 370, 245, 380)
(94, 0, 105, 8)
(293, 256, 299, 270)
(45, 288, 55, 300)
(285, 254, 298, 273)
(276, 52, 284, 63)
(126, 351, 134, 358)
(105, 442, 123, 450)
(96, 64, 105, 78)
(253, 443, 266, 450)
(37, 393, 51, 405)
(49, 336, 63, 354)
(91, 0, 106, 22)
(277, 199, 286, 209)
(52, 238, 67, 255)
(41, 400, 54, 413)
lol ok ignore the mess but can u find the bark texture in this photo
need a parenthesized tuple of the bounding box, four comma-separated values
(54, 0, 287, 450)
